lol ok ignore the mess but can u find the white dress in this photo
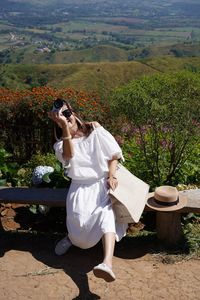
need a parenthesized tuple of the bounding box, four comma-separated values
(54, 126, 127, 249)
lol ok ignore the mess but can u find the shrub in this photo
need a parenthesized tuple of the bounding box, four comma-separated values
(110, 71, 200, 187)
(25, 152, 59, 170)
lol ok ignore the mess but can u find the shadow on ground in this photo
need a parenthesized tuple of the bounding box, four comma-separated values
(0, 227, 159, 300)
(0, 205, 185, 299)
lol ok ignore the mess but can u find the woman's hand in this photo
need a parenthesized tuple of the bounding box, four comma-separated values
(48, 110, 68, 128)
(107, 176, 118, 191)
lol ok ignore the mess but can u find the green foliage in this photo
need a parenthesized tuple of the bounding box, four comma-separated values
(25, 152, 59, 170)
(41, 170, 71, 188)
(0, 148, 20, 186)
(183, 217, 200, 256)
(111, 71, 200, 187)
(175, 143, 200, 184)
(0, 105, 53, 164)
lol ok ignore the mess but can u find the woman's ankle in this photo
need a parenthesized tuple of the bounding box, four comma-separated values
(103, 259, 112, 269)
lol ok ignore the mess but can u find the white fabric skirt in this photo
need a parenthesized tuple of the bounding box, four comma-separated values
(66, 178, 127, 249)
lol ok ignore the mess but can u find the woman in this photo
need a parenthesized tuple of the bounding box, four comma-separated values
(48, 98, 127, 282)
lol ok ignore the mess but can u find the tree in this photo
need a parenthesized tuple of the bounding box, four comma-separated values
(110, 71, 200, 186)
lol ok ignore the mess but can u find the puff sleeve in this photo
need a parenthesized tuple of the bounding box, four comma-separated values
(95, 126, 124, 161)
(53, 140, 66, 167)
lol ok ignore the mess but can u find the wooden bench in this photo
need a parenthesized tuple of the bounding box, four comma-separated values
(0, 187, 200, 247)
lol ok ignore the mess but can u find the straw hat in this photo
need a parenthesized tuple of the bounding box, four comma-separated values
(147, 185, 187, 211)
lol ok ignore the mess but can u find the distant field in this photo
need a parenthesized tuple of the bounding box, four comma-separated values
(0, 16, 199, 64)
(0, 19, 196, 49)
(0, 0, 199, 65)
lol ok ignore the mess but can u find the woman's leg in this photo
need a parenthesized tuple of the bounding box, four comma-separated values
(102, 232, 116, 268)
(93, 232, 116, 282)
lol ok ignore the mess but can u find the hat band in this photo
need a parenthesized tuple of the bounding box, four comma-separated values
(155, 198, 179, 207)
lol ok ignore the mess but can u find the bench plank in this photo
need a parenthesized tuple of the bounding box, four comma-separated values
(0, 187, 67, 207)
(180, 189, 200, 213)
(0, 187, 200, 213)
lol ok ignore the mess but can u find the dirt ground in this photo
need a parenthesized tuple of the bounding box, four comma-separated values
(0, 204, 200, 300)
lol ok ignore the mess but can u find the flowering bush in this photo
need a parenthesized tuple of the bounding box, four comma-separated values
(0, 86, 107, 122)
(32, 165, 54, 185)
(0, 87, 109, 163)
(25, 152, 71, 188)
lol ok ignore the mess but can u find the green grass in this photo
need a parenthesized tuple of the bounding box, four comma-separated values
(142, 56, 200, 72)
(126, 217, 200, 262)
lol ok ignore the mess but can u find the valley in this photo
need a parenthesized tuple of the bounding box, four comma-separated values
(0, 0, 200, 64)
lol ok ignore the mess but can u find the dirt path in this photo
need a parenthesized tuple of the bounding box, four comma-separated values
(0, 205, 200, 299)
(0, 231, 200, 300)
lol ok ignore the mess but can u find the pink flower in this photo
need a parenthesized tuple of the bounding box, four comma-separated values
(136, 138, 142, 145)
(160, 139, 168, 149)
(115, 135, 125, 146)
(121, 124, 132, 134)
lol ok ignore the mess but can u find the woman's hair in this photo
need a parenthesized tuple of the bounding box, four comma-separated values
(53, 99, 93, 141)
(54, 124, 63, 141)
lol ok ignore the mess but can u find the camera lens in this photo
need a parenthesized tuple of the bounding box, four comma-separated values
(53, 98, 65, 109)
(62, 109, 72, 119)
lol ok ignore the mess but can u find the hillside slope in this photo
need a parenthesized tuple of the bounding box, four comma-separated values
(0, 60, 157, 93)
(3, 43, 200, 65)
(0, 57, 199, 94)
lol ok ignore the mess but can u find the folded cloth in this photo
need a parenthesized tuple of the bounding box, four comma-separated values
(93, 263, 116, 282)
(110, 164, 149, 223)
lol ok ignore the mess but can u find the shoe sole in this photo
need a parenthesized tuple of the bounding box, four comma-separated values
(93, 268, 115, 282)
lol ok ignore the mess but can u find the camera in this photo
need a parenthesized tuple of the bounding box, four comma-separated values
(52, 98, 72, 119)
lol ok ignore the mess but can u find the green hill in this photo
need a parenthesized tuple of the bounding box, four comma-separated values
(3, 43, 200, 65)
(0, 57, 200, 95)
(17, 45, 128, 64)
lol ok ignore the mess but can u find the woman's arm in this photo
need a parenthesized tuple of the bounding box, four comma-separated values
(61, 123, 74, 160)
(48, 110, 74, 161)
(107, 158, 118, 191)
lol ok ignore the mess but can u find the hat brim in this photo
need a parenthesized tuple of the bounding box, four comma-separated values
(146, 192, 187, 212)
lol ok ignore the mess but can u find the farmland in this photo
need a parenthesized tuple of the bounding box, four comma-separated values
(0, 0, 200, 63)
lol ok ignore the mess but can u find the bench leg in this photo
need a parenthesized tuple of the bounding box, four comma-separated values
(156, 212, 182, 247)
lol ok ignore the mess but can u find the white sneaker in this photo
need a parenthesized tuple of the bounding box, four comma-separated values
(55, 237, 72, 255)
(93, 263, 116, 282)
